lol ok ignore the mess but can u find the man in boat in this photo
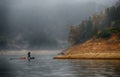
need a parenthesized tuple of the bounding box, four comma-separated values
(28, 52, 31, 61)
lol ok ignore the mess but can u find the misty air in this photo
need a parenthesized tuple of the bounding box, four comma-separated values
(0, 0, 120, 77)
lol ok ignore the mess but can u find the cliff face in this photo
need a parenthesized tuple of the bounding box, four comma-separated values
(54, 33, 120, 59)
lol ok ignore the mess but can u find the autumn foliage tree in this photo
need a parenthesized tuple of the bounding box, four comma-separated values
(69, 1, 120, 45)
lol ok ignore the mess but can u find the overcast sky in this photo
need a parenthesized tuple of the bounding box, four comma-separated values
(0, 0, 118, 49)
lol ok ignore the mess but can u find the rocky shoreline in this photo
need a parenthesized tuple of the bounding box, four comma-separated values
(54, 52, 120, 59)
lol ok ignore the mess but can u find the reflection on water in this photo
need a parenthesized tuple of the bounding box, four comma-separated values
(69, 60, 120, 77)
(0, 54, 120, 77)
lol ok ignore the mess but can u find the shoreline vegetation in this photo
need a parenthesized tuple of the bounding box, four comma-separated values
(54, 1, 120, 59)
(54, 36, 120, 59)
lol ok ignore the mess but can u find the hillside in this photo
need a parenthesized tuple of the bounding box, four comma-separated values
(54, 28, 120, 59)
(54, 1, 120, 59)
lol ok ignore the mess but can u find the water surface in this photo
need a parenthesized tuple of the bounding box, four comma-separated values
(0, 52, 120, 77)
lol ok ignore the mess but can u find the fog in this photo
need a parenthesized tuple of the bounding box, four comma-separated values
(0, 0, 117, 50)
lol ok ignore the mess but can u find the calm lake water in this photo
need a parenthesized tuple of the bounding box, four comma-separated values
(0, 51, 120, 77)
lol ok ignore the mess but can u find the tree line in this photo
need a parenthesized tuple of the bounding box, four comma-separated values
(69, 1, 120, 45)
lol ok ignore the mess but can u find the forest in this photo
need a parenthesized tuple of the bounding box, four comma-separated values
(69, 1, 120, 45)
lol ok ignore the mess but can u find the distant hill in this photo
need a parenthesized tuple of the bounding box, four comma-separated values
(66, 28, 120, 54)
(54, 1, 120, 59)
(54, 28, 120, 59)
(68, 0, 120, 45)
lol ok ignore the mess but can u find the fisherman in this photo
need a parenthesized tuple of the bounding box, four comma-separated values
(28, 52, 31, 61)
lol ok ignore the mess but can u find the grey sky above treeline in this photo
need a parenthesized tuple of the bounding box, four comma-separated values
(0, 0, 117, 49)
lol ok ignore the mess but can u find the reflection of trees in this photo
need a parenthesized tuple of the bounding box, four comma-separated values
(112, 60, 120, 76)
(68, 60, 120, 77)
